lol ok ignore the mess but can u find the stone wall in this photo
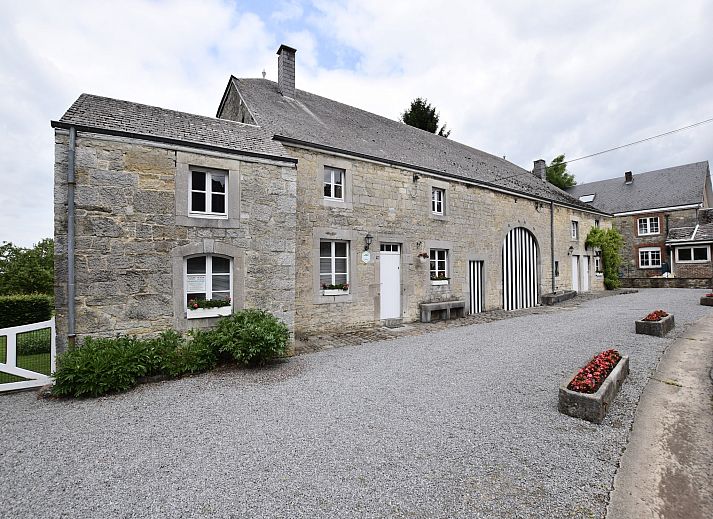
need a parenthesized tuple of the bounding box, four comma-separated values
(54, 131, 297, 353)
(290, 147, 608, 340)
(619, 277, 711, 289)
(614, 208, 698, 277)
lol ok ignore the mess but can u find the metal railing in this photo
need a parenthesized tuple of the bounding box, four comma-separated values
(0, 318, 55, 392)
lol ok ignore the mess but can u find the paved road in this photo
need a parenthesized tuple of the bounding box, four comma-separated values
(1, 289, 711, 518)
(607, 314, 713, 519)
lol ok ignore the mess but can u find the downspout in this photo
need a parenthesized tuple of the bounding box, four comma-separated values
(67, 127, 77, 348)
(550, 201, 556, 293)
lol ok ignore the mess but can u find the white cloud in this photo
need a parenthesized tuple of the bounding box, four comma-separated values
(1, 0, 712, 246)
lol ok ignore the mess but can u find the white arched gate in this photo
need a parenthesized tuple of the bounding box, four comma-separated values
(502, 227, 539, 311)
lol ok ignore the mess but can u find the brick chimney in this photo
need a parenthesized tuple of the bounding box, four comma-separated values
(624, 171, 633, 184)
(277, 44, 297, 98)
(533, 159, 547, 182)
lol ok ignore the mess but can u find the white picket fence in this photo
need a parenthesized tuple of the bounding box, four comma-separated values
(0, 318, 55, 392)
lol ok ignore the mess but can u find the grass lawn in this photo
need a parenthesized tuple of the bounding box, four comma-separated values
(0, 333, 52, 384)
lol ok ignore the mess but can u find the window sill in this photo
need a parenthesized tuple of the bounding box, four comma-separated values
(431, 280, 450, 286)
(186, 306, 232, 319)
(676, 260, 710, 264)
(322, 198, 352, 210)
(639, 266, 662, 269)
(188, 213, 229, 220)
(638, 233, 661, 237)
(321, 289, 350, 296)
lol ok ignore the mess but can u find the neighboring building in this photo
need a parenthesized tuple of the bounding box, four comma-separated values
(53, 44, 609, 352)
(666, 208, 713, 280)
(567, 162, 712, 278)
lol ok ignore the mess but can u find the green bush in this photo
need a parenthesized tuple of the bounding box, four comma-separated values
(0, 294, 53, 328)
(211, 309, 289, 366)
(162, 330, 217, 377)
(16, 328, 52, 355)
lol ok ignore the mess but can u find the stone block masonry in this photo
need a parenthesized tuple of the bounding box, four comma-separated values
(54, 131, 297, 353)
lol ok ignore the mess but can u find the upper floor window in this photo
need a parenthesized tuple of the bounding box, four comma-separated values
(430, 249, 448, 280)
(637, 216, 660, 236)
(676, 246, 709, 263)
(319, 240, 349, 289)
(323, 166, 345, 200)
(571, 221, 579, 240)
(594, 219, 600, 229)
(431, 188, 445, 215)
(639, 247, 661, 268)
(191, 169, 227, 216)
(185, 254, 232, 318)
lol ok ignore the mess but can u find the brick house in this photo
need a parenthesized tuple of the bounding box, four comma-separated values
(53, 44, 609, 352)
(567, 162, 712, 279)
(665, 208, 713, 280)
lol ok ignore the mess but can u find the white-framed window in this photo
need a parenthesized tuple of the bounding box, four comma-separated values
(595, 256, 602, 273)
(639, 247, 662, 268)
(190, 169, 227, 216)
(675, 246, 710, 263)
(319, 240, 349, 289)
(431, 188, 445, 215)
(185, 254, 232, 307)
(323, 166, 345, 200)
(571, 221, 579, 240)
(637, 216, 660, 236)
(430, 249, 448, 279)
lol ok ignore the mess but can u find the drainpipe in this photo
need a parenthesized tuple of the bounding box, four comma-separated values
(550, 201, 555, 292)
(67, 127, 77, 348)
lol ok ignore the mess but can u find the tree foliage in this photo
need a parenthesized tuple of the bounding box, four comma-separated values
(0, 239, 54, 296)
(547, 155, 576, 189)
(585, 228, 624, 290)
(401, 97, 451, 137)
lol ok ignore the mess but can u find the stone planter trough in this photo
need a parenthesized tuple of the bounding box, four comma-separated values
(700, 296, 713, 307)
(558, 355, 630, 424)
(635, 314, 675, 337)
(540, 290, 577, 305)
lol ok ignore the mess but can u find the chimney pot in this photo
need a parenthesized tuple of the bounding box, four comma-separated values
(276, 44, 297, 98)
(533, 159, 547, 182)
(625, 171, 633, 184)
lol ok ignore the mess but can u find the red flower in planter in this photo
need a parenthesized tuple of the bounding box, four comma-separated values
(705, 293, 713, 298)
(567, 349, 622, 394)
(642, 310, 669, 322)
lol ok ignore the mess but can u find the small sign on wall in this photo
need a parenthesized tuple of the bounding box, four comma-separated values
(361, 251, 371, 263)
(186, 274, 206, 293)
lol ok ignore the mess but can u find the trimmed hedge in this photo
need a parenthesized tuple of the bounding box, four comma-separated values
(0, 294, 53, 328)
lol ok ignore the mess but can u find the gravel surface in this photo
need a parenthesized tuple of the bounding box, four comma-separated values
(1, 288, 711, 519)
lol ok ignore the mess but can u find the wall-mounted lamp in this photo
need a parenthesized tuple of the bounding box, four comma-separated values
(364, 232, 373, 251)
(412, 173, 420, 182)
(567, 245, 574, 256)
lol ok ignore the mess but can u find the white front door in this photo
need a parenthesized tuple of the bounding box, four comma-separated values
(571, 255, 580, 292)
(581, 256, 590, 292)
(380, 244, 401, 319)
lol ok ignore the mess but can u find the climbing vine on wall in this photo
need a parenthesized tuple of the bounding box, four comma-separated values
(585, 228, 624, 290)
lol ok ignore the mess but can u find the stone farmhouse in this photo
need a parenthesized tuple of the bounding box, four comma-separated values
(568, 162, 712, 283)
(52, 44, 609, 352)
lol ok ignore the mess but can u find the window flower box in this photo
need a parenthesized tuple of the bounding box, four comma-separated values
(187, 306, 232, 319)
(431, 279, 449, 286)
(322, 288, 349, 296)
(635, 310, 674, 337)
(700, 293, 713, 307)
(559, 350, 629, 424)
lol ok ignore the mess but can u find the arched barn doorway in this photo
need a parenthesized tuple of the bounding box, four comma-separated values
(502, 227, 539, 310)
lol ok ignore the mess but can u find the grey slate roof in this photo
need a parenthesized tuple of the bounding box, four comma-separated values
(667, 223, 713, 243)
(53, 94, 293, 161)
(228, 78, 603, 213)
(566, 162, 710, 214)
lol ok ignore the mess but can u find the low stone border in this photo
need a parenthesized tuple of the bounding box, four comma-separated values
(541, 290, 577, 305)
(700, 296, 713, 307)
(558, 356, 630, 424)
(635, 314, 675, 337)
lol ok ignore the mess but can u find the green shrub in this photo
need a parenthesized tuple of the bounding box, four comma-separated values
(52, 336, 150, 397)
(211, 309, 289, 366)
(16, 327, 52, 355)
(0, 294, 52, 328)
(162, 329, 217, 377)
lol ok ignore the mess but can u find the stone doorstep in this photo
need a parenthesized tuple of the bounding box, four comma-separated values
(634, 314, 675, 337)
(700, 296, 713, 307)
(540, 290, 578, 306)
(558, 356, 630, 424)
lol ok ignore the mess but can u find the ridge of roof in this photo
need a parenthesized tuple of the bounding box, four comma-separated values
(230, 78, 602, 213)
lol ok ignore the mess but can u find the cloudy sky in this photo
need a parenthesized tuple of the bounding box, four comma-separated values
(2, 0, 712, 247)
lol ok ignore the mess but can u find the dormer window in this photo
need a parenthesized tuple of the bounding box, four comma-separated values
(579, 194, 595, 203)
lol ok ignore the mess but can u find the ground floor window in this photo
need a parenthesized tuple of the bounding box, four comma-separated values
(675, 246, 710, 263)
(639, 247, 661, 268)
(185, 254, 232, 309)
(320, 240, 349, 290)
(430, 249, 449, 280)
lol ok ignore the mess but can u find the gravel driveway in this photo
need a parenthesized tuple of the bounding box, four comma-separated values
(2, 288, 711, 519)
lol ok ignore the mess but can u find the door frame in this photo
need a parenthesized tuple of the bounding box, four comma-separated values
(379, 242, 402, 320)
